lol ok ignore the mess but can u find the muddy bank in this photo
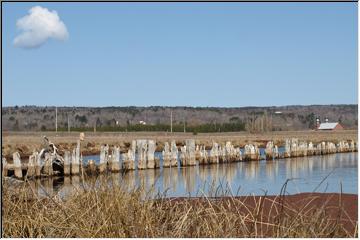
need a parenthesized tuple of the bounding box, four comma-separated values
(166, 192, 358, 236)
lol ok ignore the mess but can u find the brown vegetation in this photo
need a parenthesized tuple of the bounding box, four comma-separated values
(2, 178, 357, 238)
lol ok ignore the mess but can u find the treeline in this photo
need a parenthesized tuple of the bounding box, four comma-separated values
(54, 122, 246, 133)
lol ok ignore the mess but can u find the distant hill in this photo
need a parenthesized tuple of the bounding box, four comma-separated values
(1, 105, 357, 132)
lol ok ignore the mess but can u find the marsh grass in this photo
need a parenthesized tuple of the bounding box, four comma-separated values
(2, 175, 357, 238)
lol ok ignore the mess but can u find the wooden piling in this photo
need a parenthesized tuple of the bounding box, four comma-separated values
(186, 139, 196, 166)
(265, 141, 274, 160)
(284, 139, 291, 158)
(99, 145, 107, 173)
(209, 142, 219, 164)
(43, 153, 53, 176)
(2, 157, 8, 177)
(179, 146, 187, 166)
(64, 150, 71, 176)
(162, 142, 171, 168)
(137, 140, 148, 170)
(26, 152, 36, 178)
(147, 140, 156, 169)
(110, 146, 121, 172)
(71, 141, 80, 175)
(170, 140, 178, 167)
(87, 159, 97, 174)
(13, 152, 22, 179)
(35, 152, 42, 177)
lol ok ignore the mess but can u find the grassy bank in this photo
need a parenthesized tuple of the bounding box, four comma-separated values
(2, 178, 357, 238)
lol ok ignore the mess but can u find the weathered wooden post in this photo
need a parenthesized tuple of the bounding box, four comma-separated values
(290, 138, 299, 157)
(12, 152, 22, 178)
(225, 141, 233, 162)
(26, 152, 37, 178)
(298, 141, 308, 157)
(123, 142, 136, 170)
(265, 141, 274, 160)
(99, 145, 107, 173)
(147, 140, 156, 169)
(218, 146, 225, 163)
(321, 141, 326, 155)
(110, 146, 121, 172)
(284, 139, 291, 158)
(35, 152, 42, 177)
(235, 147, 242, 161)
(170, 140, 178, 167)
(209, 142, 219, 164)
(137, 140, 148, 170)
(186, 139, 196, 166)
(350, 140, 355, 152)
(162, 142, 171, 168)
(273, 145, 279, 159)
(198, 146, 206, 165)
(63, 150, 71, 176)
(179, 146, 187, 166)
(195, 145, 201, 161)
(315, 143, 322, 155)
(87, 159, 97, 174)
(253, 145, 260, 160)
(308, 142, 314, 156)
(43, 153, 53, 176)
(2, 157, 8, 177)
(71, 141, 80, 175)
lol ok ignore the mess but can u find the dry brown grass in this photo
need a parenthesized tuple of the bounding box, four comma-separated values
(2, 176, 357, 238)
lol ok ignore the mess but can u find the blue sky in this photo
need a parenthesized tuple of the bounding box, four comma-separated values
(2, 2, 358, 107)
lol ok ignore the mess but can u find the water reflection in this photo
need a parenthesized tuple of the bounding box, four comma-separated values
(12, 152, 358, 198)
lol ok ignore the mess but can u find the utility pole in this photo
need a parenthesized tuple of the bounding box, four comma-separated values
(183, 116, 186, 133)
(67, 115, 70, 132)
(170, 110, 173, 133)
(55, 107, 58, 132)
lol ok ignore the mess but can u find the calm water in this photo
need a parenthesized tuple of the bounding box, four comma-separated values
(30, 152, 358, 198)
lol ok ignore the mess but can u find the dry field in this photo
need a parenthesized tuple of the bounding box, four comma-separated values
(2, 130, 357, 159)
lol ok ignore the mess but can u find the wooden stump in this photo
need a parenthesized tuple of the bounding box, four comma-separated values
(43, 153, 53, 176)
(111, 146, 121, 172)
(26, 152, 37, 178)
(87, 160, 97, 174)
(147, 140, 156, 169)
(137, 140, 147, 170)
(2, 157, 8, 177)
(162, 142, 171, 168)
(209, 142, 219, 164)
(64, 150, 71, 176)
(71, 141, 80, 175)
(13, 152, 22, 179)
(170, 140, 178, 167)
(186, 139, 196, 166)
(35, 152, 42, 177)
(99, 145, 107, 173)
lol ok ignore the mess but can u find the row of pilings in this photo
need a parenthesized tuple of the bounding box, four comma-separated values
(2, 138, 357, 179)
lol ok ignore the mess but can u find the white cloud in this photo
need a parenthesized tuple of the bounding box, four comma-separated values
(13, 6, 69, 49)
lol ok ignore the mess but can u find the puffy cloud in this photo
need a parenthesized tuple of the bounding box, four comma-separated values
(13, 6, 69, 49)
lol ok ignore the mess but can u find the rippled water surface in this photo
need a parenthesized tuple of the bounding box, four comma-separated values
(29, 152, 358, 198)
